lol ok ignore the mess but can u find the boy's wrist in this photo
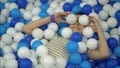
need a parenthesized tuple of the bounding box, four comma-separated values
(50, 15, 56, 22)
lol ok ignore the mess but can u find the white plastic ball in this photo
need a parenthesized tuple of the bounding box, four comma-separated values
(82, 0, 88, 2)
(0, 40, 6, 49)
(4, 53, 15, 61)
(18, 47, 30, 58)
(54, 7, 64, 14)
(29, 57, 37, 68)
(27, 0, 34, 3)
(5, 59, 18, 68)
(14, 32, 24, 42)
(0, 57, 5, 68)
(79, 15, 89, 26)
(89, 12, 99, 20)
(50, 1, 59, 9)
(40, 55, 55, 68)
(100, 21, 109, 31)
(36, 45, 48, 57)
(7, 17, 12, 23)
(99, 10, 109, 21)
(59, 1, 65, 8)
(30, 50, 37, 58)
(86, 38, 98, 50)
(0, 0, 7, 3)
(55, 57, 67, 68)
(15, 22, 25, 32)
(6, 27, 17, 37)
(47, 8, 54, 15)
(66, 13, 77, 24)
(1, 34, 13, 45)
(65, 0, 73, 3)
(26, 3, 35, 11)
(98, 0, 109, 5)
(3, 46, 14, 54)
(107, 17, 117, 28)
(118, 27, 120, 35)
(82, 37, 88, 42)
(44, 29, 55, 40)
(104, 32, 110, 40)
(48, 23, 58, 32)
(61, 27, 73, 39)
(32, 7, 41, 16)
(32, 28, 44, 39)
(80, 2, 87, 7)
(54, 0, 61, 2)
(0, 15, 6, 24)
(32, 15, 41, 21)
(34, 0, 41, 7)
(113, 2, 120, 10)
(41, 38, 48, 45)
(110, 28, 118, 35)
(109, 8, 118, 17)
(11, 43, 18, 51)
(82, 27, 94, 38)
(103, 4, 112, 12)
(78, 42, 87, 53)
(23, 10, 33, 20)
(35, 64, 43, 68)
(5, 3, 10, 8)
(20, 9, 25, 15)
(87, 0, 97, 7)
(9, 3, 18, 11)
(1, 8, 10, 17)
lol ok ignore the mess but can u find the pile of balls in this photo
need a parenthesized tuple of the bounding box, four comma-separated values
(0, 0, 120, 68)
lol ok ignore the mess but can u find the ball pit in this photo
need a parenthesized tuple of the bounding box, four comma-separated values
(0, 0, 120, 68)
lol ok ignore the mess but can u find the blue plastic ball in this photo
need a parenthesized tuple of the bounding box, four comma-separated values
(40, 24, 48, 30)
(40, 4, 49, 11)
(65, 62, 76, 68)
(81, 54, 88, 61)
(79, 61, 91, 68)
(17, 42, 30, 50)
(0, 48, 3, 57)
(19, 58, 32, 68)
(107, 37, 118, 49)
(63, 2, 73, 12)
(72, 5, 82, 14)
(58, 27, 64, 36)
(113, 46, 120, 57)
(98, 61, 106, 68)
(93, 4, 103, 13)
(8, 0, 17, 3)
(11, 8, 21, 18)
(24, 35, 34, 41)
(3, 22, 10, 29)
(0, 25, 6, 36)
(106, 58, 118, 68)
(90, 61, 96, 68)
(17, 0, 28, 8)
(73, 0, 82, 6)
(108, 1, 116, 6)
(40, 0, 48, 4)
(82, 4, 92, 15)
(59, 23, 69, 28)
(115, 10, 120, 20)
(19, 18, 27, 24)
(69, 53, 82, 64)
(118, 58, 120, 65)
(0, 2, 4, 11)
(66, 41, 78, 53)
(39, 11, 49, 18)
(71, 32, 82, 42)
(116, 20, 120, 27)
(13, 52, 19, 59)
(31, 40, 43, 51)
(10, 18, 20, 27)
(92, 32, 99, 40)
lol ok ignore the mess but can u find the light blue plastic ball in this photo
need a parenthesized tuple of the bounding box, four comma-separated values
(58, 27, 64, 36)
(79, 61, 91, 68)
(66, 41, 78, 53)
(39, 11, 49, 18)
(40, 0, 48, 4)
(8, 0, 17, 3)
(3, 22, 10, 29)
(11, 8, 21, 18)
(40, 4, 49, 11)
(17, 42, 29, 50)
(113, 46, 120, 57)
(69, 53, 82, 64)
(72, 5, 82, 14)
(31, 40, 43, 51)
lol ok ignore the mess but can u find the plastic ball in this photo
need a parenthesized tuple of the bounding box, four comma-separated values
(82, 4, 92, 15)
(0, 2, 5, 11)
(8, 0, 17, 3)
(15, 22, 24, 32)
(54, 7, 64, 14)
(65, 62, 76, 68)
(3, 22, 10, 29)
(118, 27, 120, 35)
(98, 0, 109, 5)
(66, 41, 78, 53)
(61, 27, 72, 39)
(86, 38, 98, 50)
(11, 43, 18, 51)
(115, 10, 120, 20)
(0, 40, 5, 49)
(107, 17, 117, 28)
(109, 8, 118, 17)
(100, 21, 108, 31)
(106, 58, 118, 68)
(78, 41, 87, 53)
(89, 12, 99, 20)
(32, 7, 41, 16)
(80, 2, 87, 8)
(5, 59, 18, 68)
(6, 27, 17, 37)
(40, 0, 48, 4)
(48, 23, 58, 32)
(18, 47, 30, 58)
(14, 32, 24, 42)
(118, 58, 120, 65)
(72, 5, 81, 14)
(107, 37, 118, 49)
(71, 32, 82, 42)
(19, 58, 32, 68)
(35, 64, 43, 68)
(40, 24, 48, 30)
(87, 0, 97, 7)
(31, 40, 43, 51)
(26, 3, 35, 11)
(79, 61, 91, 68)
(3, 46, 14, 54)
(81, 54, 88, 60)
(28, 57, 37, 68)
(69, 53, 82, 64)
(40, 55, 55, 68)
(50, 1, 59, 9)
(57, 27, 64, 36)
(3, 53, 15, 60)
(0, 15, 6, 24)
(55, 57, 67, 68)
(30, 50, 37, 58)
(99, 10, 108, 21)
(113, 2, 120, 10)
(17, 41, 30, 50)
(36, 45, 48, 57)
(40, 4, 49, 11)
(104, 32, 110, 40)
(82, 27, 94, 38)
(73, 0, 82, 6)
(1, 34, 13, 45)
(110, 28, 118, 35)
(40, 38, 48, 45)
(32, 15, 41, 21)
(47, 8, 54, 15)
(32, 28, 44, 39)
(66, 13, 77, 24)
(39, 11, 49, 18)
(0, 48, 3, 56)
(65, 0, 73, 3)
(63, 2, 73, 12)
(92, 32, 99, 40)
(9, 3, 18, 11)
(0, 57, 5, 68)
(23, 10, 33, 20)
(79, 15, 89, 26)
(113, 46, 120, 57)
(1, 8, 10, 17)
(103, 4, 112, 12)
(10, 8, 21, 18)
(90, 61, 96, 68)
(97, 61, 106, 68)
(44, 29, 55, 40)
(0, 25, 6, 36)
